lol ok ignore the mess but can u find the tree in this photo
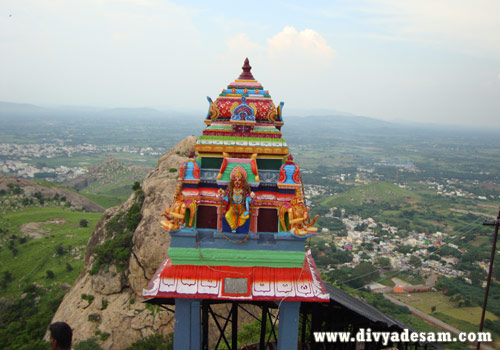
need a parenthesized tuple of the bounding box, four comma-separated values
(46, 270, 55, 279)
(348, 262, 380, 289)
(494, 259, 500, 281)
(431, 306, 436, 313)
(79, 219, 89, 228)
(355, 223, 368, 231)
(469, 270, 486, 285)
(360, 252, 371, 261)
(55, 244, 65, 256)
(12, 185, 23, 195)
(409, 255, 422, 268)
(132, 182, 141, 191)
(362, 242, 374, 251)
(397, 245, 413, 255)
(0, 270, 13, 288)
(376, 257, 392, 269)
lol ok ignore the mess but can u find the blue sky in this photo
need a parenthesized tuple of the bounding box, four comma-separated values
(1, 0, 499, 127)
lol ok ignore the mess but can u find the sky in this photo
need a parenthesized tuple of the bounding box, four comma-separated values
(1, 0, 499, 127)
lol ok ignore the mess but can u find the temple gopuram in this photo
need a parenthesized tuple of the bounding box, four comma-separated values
(142, 59, 427, 350)
(143, 58, 328, 349)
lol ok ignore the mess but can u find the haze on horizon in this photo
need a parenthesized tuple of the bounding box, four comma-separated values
(1, 0, 499, 128)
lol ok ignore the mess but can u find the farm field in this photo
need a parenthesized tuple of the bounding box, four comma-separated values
(390, 291, 500, 341)
(391, 292, 498, 323)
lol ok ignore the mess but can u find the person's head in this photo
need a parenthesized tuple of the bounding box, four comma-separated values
(49, 322, 72, 350)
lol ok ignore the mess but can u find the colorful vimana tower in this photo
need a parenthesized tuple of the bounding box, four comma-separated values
(143, 58, 329, 350)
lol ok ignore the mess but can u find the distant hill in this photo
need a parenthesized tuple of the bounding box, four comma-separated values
(322, 181, 421, 208)
(0, 101, 180, 120)
(0, 175, 104, 213)
(64, 157, 153, 208)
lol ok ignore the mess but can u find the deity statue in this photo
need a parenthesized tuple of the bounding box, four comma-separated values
(280, 191, 319, 236)
(179, 152, 200, 184)
(219, 166, 255, 233)
(161, 193, 187, 232)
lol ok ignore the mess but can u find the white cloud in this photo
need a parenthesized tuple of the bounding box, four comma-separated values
(226, 33, 263, 54)
(222, 26, 335, 70)
(267, 26, 335, 62)
(216, 26, 336, 112)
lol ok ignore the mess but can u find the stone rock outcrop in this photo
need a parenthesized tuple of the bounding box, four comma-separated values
(64, 157, 152, 192)
(48, 136, 196, 349)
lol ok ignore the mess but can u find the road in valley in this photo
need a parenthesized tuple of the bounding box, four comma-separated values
(382, 293, 495, 350)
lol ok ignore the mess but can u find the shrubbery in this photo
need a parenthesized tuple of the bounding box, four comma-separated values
(90, 190, 144, 275)
(124, 334, 173, 350)
(74, 338, 103, 350)
(0, 284, 64, 350)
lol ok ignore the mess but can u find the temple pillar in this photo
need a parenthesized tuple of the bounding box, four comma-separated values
(173, 299, 201, 350)
(251, 207, 258, 232)
(277, 301, 301, 350)
(217, 206, 222, 231)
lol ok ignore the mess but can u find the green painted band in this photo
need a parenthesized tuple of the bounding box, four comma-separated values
(168, 247, 305, 268)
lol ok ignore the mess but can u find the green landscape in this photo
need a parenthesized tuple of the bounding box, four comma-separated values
(1, 106, 500, 349)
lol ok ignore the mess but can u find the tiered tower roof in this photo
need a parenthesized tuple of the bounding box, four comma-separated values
(143, 59, 328, 303)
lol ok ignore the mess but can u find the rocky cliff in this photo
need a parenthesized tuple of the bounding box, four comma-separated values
(48, 137, 196, 349)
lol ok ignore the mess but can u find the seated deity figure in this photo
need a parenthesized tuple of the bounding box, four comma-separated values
(218, 166, 255, 233)
(286, 191, 319, 236)
(161, 193, 186, 231)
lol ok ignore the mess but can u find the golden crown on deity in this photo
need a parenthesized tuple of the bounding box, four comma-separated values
(230, 165, 248, 181)
(294, 189, 304, 200)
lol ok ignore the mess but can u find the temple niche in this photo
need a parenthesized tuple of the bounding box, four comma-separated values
(144, 58, 329, 350)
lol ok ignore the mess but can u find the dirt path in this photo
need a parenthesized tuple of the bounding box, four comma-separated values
(450, 209, 496, 219)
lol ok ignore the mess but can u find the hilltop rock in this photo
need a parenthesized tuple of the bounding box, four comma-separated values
(48, 136, 196, 349)
(64, 157, 152, 192)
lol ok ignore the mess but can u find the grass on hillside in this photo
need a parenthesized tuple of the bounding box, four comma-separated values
(82, 179, 135, 198)
(0, 207, 102, 297)
(32, 161, 145, 209)
(322, 181, 421, 208)
(32, 179, 126, 208)
(32, 179, 64, 188)
(78, 192, 124, 208)
(80, 182, 133, 209)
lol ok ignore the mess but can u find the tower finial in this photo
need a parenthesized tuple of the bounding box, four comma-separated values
(238, 57, 255, 80)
